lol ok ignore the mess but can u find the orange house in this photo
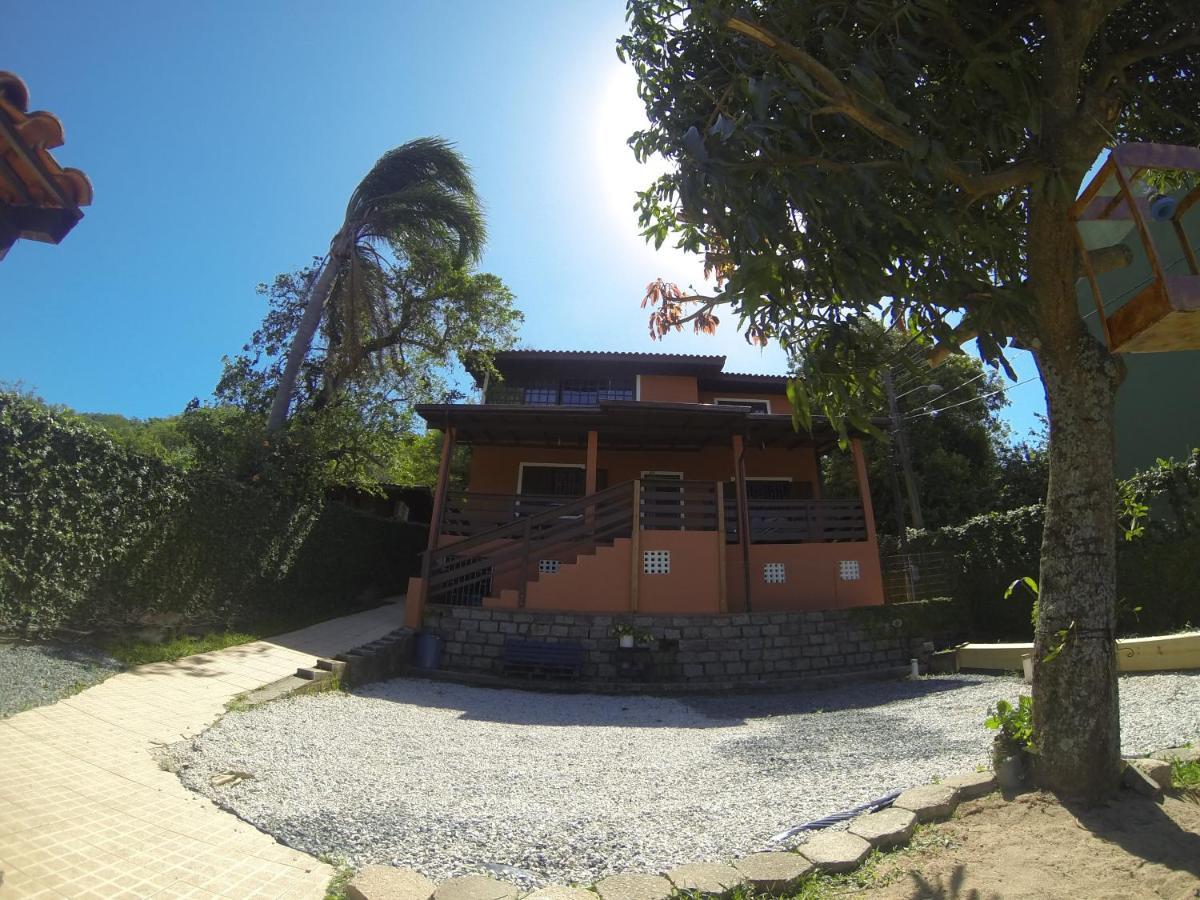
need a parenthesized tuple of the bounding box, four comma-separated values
(404, 351, 884, 626)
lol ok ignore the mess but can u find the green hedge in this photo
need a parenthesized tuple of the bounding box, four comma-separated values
(0, 393, 427, 636)
(886, 503, 1200, 640)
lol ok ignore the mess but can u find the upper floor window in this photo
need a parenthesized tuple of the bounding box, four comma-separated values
(486, 375, 635, 406)
(714, 398, 772, 414)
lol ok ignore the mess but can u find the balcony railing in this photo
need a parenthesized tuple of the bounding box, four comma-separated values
(439, 482, 865, 543)
(724, 498, 868, 543)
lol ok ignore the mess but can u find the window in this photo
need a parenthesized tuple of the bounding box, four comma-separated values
(487, 375, 635, 405)
(518, 464, 585, 497)
(763, 563, 786, 584)
(839, 560, 861, 581)
(538, 559, 560, 575)
(714, 398, 772, 414)
(561, 376, 635, 405)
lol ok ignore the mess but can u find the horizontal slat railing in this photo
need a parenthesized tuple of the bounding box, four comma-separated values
(441, 491, 566, 537)
(640, 480, 720, 532)
(426, 481, 636, 607)
(724, 498, 867, 543)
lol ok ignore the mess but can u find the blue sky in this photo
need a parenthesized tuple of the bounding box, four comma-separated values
(1, 0, 1045, 439)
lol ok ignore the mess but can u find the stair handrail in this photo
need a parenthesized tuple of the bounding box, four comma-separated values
(426, 479, 635, 568)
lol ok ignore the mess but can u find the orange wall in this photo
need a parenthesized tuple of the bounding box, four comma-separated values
(639, 374, 698, 403)
(468, 443, 821, 494)
(725, 541, 884, 611)
(697, 390, 789, 413)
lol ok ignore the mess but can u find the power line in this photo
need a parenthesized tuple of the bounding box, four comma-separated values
(898, 369, 988, 406)
(903, 375, 1040, 420)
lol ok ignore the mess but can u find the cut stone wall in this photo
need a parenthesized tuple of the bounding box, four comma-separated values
(424, 600, 963, 690)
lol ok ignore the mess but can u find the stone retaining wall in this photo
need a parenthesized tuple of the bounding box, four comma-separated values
(424, 600, 962, 690)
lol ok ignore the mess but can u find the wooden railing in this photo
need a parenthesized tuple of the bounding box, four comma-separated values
(639, 479, 721, 531)
(441, 491, 567, 537)
(724, 498, 867, 543)
(425, 481, 868, 607)
(426, 481, 637, 607)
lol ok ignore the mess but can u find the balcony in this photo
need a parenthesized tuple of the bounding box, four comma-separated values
(438, 481, 866, 544)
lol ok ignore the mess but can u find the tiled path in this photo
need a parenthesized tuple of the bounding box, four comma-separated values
(0, 603, 408, 900)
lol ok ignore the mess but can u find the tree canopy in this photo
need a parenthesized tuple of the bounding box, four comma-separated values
(213, 250, 519, 490)
(619, 0, 1200, 799)
(267, 138, 488, 431)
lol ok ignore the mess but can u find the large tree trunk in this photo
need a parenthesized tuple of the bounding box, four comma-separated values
(266, 234, 348, 433)
(1028, 188, 1125, 801)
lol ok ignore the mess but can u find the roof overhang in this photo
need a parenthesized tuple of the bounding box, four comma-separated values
(467, 350, 728, 387)
(416, 401, 874, 452)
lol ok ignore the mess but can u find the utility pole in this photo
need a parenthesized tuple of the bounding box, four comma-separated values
(882, 369, 924, 532)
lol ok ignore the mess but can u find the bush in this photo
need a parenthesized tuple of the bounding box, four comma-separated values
(0, 393, 426, 635)
(888, 455, 1200, 640)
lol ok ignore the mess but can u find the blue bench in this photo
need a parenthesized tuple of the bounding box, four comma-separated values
(502, 639, 585, 679)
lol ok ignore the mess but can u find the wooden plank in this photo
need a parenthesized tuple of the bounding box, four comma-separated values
(716, 481, 728, 613)
(630, 480, 641, 612)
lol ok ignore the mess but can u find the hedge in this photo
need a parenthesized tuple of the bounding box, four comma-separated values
(0, 393, 427, 636)
(885, 503, 1200, 640)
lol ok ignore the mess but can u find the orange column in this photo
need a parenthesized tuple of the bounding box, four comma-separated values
(851, 437, 877, 542)
(408, 426, 455, 629)
(585, 429, 599, 495)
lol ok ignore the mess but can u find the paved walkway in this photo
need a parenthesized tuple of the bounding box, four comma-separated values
(0, 603, 408, 900)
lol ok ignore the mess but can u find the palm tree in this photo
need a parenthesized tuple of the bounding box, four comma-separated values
(266, 138, 485, 432)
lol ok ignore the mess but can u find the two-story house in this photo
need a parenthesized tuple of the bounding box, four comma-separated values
(403, 350, 884, 627)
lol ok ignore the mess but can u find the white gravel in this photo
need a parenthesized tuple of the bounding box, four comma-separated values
(170, 672, 1200, 885)
(0, 641, 121, 718)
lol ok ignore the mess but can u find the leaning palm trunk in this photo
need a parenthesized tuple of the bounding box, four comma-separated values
(262, 138, 484, 433)
(266, 232, 350, 433)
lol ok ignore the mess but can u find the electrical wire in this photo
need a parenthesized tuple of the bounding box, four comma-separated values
(904, 375, 1040, 420)
(894, 369, 986, 403)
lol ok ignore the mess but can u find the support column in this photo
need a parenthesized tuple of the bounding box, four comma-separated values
(584, 429, 599, 495)
(408, 426, 455, 629)
(732, 434, 752, 612)
(851, 437, 878, 543)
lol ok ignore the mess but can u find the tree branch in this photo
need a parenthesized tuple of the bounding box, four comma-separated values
(724, 15, 1042, 199)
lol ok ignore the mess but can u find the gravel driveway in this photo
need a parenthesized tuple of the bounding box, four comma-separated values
(170, 672, 1200, 885)
(0, 641, 121, 718)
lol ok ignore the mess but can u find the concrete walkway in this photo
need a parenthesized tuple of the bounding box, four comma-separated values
(0, 603, 408, 899)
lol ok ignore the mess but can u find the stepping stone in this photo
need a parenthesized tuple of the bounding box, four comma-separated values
(665, 862, 746, 896)
(524, 888, 597, 900)
(433, 876, 519, 900)
(1122, 760, 1165, 799)
(1128, 758, 1172, 791)
(941, 771, 997, 800)
(349, 866, 436, 900)
(847, 807, 917, 850)
(593, 874, 674, 900)
(731, 852, 813, 893)
(798, 831, 871, 873)
(893, 784, 959, 823)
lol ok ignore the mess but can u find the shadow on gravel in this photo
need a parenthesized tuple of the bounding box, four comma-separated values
(353, 678, 747, 728)
(350, 675, 995, 730)
(683, 675, 988, 720)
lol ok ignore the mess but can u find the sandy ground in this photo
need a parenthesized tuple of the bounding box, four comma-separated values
(857, 790, 1200, 900)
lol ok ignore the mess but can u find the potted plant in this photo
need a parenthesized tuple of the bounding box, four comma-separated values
(984, 695, 1033, 791)
(610, 623, 652, 649)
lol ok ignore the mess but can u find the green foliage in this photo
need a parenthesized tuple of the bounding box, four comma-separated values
(892, 451, 1200, 639)
(1171, 758, 1200, 791)
(985, 696, 1034, 752)
(619, 2, 1200, 437)
(822, 332, 1020, 531)
(104, 631, 258, 667)
(217, 251, 518, 491)
(0, 392, 427, 636)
